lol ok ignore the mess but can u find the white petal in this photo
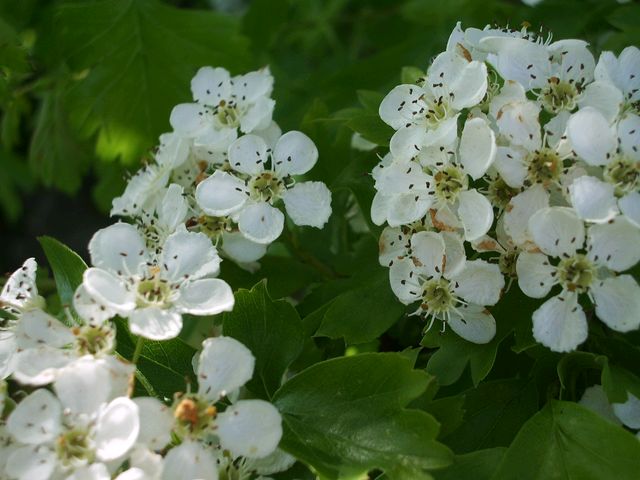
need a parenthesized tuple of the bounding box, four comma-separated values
(83, 268, 136, 313)
(618, 47, 640, 100)
(379, 84, 425, 129)
(613, 393, 640, 429)
(587, 216, 640, 271)
(459, 117, 496, 179)
(450, 60, 488, 110)
(379, 227, 411, 267)
(195, 170, 248, 217)
(496, 100, 541, 151)
(370, 191, 390, 226)
(89, 223, 148, 274)
(198, 336, 255, 401)
(12, 347, 74, 385)
(374, 160, 432, 195)
(193, 127, 238, 162)
(504, 185, 549, 247)
(0, 332, 17, 380)
(6, 445, 56, 480)
(619, 192, 640, 228)
(578, 81, 623, 123)
(549, 39, 595, 84)
(516, 252, 556, 298)
(480, 36, 550, 89)
(529, 207, 584, 258)
(240, 96, 275, 133)
(566, 107, 617, 166)
(457, 189, 494, 241)
(493, 146, 527, 188)
(95, 397, 140, 462)
(73, 284, 117, 325)
(532, 293, 588, 352)
(618, 113, 640, 161)
(592, 275, 640, 332)
(273, 131, 319, 176)
(222, 231, 268, 263)
(191, 66, 232, 104)
(489, 79, 527, 120)
(238, 203, 284, 244)
(7, 389, 61, 444)
(282, 181, 332, 228)
(14, 309, 74, 349)
(389, 257, 422, 305)
(448, 305, 496, 344)
(175, 278, 234, 316)
(133, 397, 174, 451)
(387, 193, 433, 227)
(162, 441, 218, 480)
(410, 231, 446, 278)
(579, 385, 621, 425)
(54, 356, 112, 414)
(451, 259, 504, 306)
(156, 132, 191, 169)
(169, 103, 211, 137)
(110, 165, 169, 217)
(569, 176, 618, 223)
(162, 229, 221, 282)
(442, 231, 466, 277)
(389, 126, 428, 162)
(228, 134, 269, 176)
(234, 67, 274, 103)
(65, 463, 111, 480)
(129, 308, 183, 341)
(158, 184, 188, 231)
(217, 400, 282, 459)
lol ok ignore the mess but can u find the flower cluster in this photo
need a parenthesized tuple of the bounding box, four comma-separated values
(0, 64, 333, 479)
(372, 23, 639, 352)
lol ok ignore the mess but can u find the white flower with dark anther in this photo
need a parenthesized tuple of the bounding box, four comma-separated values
(170, 66, 275, 153)
(5, 390, 140, 479)
(389, 231, 504, 344)
(0, 258, 44, 380)
(479, 36, 595, 113)
(195, 131, 331, 244)
(379, 50, 487, 157)
(78, 222, 234, 340)
(377, 217, 434, 267)
(516, 206, 640, 352)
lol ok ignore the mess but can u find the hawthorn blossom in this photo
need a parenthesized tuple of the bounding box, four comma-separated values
(195, 131, 332, 244)
(516, 207, 640, 352)
(77, 222, 234, 340)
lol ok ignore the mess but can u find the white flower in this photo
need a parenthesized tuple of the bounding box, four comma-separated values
(195, 131, 331, 243)
(516, 207, 640, 352)
(5, 390, 140, 479)
(78, 222, 234, 340)
(389, 231, 504, 343)
(593, 46, 640, 116)
(170, 66, 275, 150)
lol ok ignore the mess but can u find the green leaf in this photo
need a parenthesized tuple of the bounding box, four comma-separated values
(345, 111, 392, 146)
(0, 149, 33, 221)
(55, 0, 250, 163)
(114, 318, 197, 399)
(38, 236, 87, 311)
(434, 448, 506, 480)
(273, 353, 453, 479)
(357, 89, 385, 112)
(315, 268, 404, 344)
(445, 379, 538, 453)
(556, 351, 605, 399)
(223, 281, 304, 400)
(29, 73, 93, 194)
(601, 363, 640, 404)
(492, 400, 640, 480)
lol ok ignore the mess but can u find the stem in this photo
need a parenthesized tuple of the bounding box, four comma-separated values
(127, 336, 145, 397)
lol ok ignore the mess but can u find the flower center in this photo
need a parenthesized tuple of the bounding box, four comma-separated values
(434, 165, 468, 204)
(199, 215, 233, 241)
(488, 176, 519, 210)
(421, 278, 455, 315)
(173, 395, 217, 438)
(557, 254, 594, 293)
(56, 427, 93, 467)
(249, 171, 284, 203)
(214, 100, 240, 128)
(423, 97, 450, 128)
(540, 79, 579, 113)
(136, 272, 171, 309)
(526, 148, 562, 186)
(499, 251, 518, 278)
(73, 325, 114, 356)
(604, 156, 639, 197)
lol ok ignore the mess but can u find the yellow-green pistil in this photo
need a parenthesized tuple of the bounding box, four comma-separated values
(557, 254, 595, 293)
(526, 148, 562, 186)
(421, 278, 455, 314)
(604, 156, 639, 197)
(249, 171, 284, 203)
(434, 165, 468, 204)
(540, 79, 579, 113)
